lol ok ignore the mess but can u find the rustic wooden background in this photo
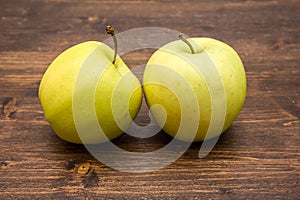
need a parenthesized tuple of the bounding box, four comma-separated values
(0, 0, 299, 199)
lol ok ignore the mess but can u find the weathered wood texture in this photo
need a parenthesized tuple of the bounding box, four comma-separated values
(0, 0, 299, 199)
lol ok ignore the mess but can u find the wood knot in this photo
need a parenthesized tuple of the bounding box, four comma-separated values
(272, 39, 287, 50)
(1, 161, 8, 166)
(2, 97, 17, 119)
(77, 162, 91, 175)
(1, 161, 9, 169)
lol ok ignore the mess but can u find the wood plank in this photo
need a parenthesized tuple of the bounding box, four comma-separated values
(0, 0, 299, 199)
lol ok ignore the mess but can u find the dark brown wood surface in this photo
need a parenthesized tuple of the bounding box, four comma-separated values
(0, 0, 299, 199)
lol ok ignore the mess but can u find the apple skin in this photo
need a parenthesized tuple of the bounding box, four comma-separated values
(143, 37, 246, 142)
(39, 41, 142, 144)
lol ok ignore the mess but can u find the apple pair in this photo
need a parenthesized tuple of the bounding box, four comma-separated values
(39, 26, 246, 144)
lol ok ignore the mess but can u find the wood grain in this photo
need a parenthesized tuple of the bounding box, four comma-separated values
(0, 0, 299, 199)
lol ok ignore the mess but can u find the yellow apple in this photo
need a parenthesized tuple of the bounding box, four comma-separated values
(39, 41, 142, 144)
(143, 37, 246, 142)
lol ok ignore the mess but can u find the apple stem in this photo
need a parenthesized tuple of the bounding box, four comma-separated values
(179, 34, 196, 54)
(106, 25, 117, 64)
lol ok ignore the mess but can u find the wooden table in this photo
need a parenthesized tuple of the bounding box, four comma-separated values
(1, 0, 299, 199)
